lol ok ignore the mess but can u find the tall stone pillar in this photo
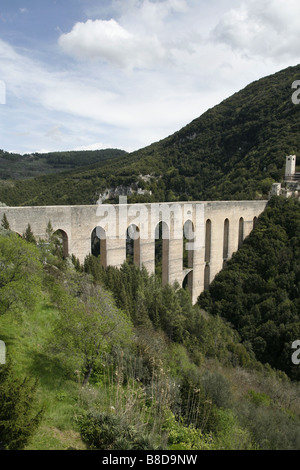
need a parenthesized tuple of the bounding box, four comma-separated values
(106, 238, 126, 269)
(139, 238, 155, 274)
(168, 238, 183, 287)
(69, 236, 90, 265)
(209, 217, 224, 284)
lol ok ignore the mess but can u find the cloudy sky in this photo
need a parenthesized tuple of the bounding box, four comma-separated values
(0, 0, 299, 155)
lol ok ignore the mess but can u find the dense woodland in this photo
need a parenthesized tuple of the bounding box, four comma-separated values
(0, 201, 300, 450)
(199, 196, 300, 382)
(0, 148, 127, 181)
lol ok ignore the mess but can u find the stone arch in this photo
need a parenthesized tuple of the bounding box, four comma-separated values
(204, 264, 210, 290)
(155, 221, 169, 286)
(53, 229, 69, 258)
(91, 226, 107, 268)
(223, 218, 229, 267)
(183, 219, 194, 269)
(182, 270, 193, 295)
(126, 224, 140, 267)
(238, 217, 244, 248)
(205, 219, 212, 263)
(182, 219, 194, 297)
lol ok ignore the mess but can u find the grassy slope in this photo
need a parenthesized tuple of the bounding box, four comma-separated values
(0, 297, 86, 450)
(1, 252, 300, 450)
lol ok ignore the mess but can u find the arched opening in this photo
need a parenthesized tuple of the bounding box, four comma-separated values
(182, 270, 193, 296)
(182, 220, 194, 297)
(53, 229, 69, 258)
(126, 224, 140, 267)
(155, 221, 169, 285)
(253, 216, 258, 228)
(205, 219, 211, 263)
(223, 218, 229, 261)
(183, 220, 194, 270)
(238, 217, 244, 248)
(91, 226, 107, 268)
(204, 264, 210, 290)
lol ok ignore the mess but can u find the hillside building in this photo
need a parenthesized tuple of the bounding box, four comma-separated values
(270, 155, 300, 198)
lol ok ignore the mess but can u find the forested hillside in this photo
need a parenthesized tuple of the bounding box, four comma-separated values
(199, 196, 300, 381)
(1, 210, 300, 450)
(0, 148, 127, 181)
(1, 63, 300, 206)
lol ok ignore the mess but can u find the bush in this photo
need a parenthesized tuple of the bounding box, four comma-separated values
(200, 371, 232, 409)
(0, 359, 44, 450)
(77, 411, 158, 450)
(237, 400, 300, 450)
(162, 411, 212, 450)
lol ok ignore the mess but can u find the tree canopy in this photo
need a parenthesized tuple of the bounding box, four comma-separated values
(199, 196, 300, 381)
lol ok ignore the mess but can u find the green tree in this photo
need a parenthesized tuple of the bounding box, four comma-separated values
(49, 277, 133, 386)
(23, 223, 36, 244)
(1, 214, 10, 230)
(0, 233, 42, 316)
(45, 220, 54, 243)
(0, 358, 44, 450)
(78, 411, 157, 450)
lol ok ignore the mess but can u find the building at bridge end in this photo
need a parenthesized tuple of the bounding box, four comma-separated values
(270, 155, 300, 198)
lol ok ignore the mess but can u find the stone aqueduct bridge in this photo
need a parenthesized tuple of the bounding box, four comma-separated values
(0, 200, 268, 304)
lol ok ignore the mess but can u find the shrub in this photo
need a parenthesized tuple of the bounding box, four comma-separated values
(200, 371, 232, 409)
(77, 411, 158, 450)
(0, 359, 44, 450)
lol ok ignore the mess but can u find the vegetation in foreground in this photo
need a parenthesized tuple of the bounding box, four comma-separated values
(0, 203, 300, 450)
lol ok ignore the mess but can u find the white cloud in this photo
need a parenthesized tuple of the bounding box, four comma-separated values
(58, 18, 166, 69)
(1, 0, 299, 155)
(45, 126, 63, 142)
(73, 142, 112, 151)
(212, 0, 300, 61)
(115, 0, 188, 31)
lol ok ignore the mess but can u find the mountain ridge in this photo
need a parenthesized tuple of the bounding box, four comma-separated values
(1, 63, 300, 206)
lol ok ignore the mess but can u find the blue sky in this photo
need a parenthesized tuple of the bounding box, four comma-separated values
(0, 0, 299, 154)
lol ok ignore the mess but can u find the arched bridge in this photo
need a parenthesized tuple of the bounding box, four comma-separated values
(0, 200, 268, 304)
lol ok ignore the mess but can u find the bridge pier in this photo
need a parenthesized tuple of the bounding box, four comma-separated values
(0, 200, 268, 304)
(139, 238, 155, 275)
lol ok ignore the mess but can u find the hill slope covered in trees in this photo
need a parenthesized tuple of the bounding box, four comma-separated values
(199, 196, 300, 382)
(0, 148, 127, 181)
(1, 217, 300, 450)
(1, 63, 300, 205)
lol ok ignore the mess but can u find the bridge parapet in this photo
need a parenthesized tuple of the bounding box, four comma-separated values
(0, 200, 268, 303)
